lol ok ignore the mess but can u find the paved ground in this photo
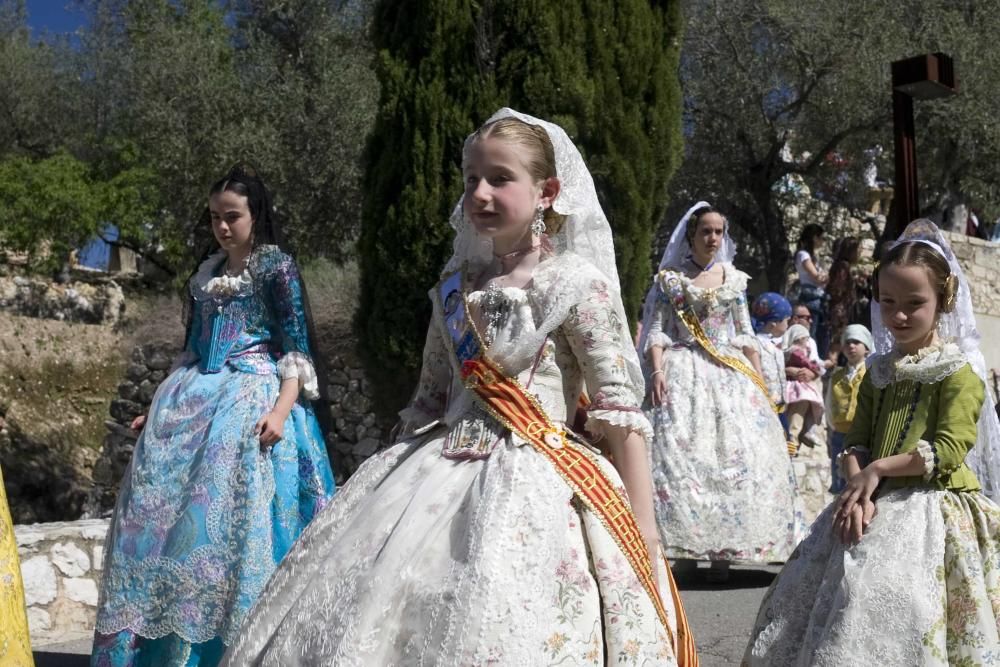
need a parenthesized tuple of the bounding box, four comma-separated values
(33, 566, 777, 666)
(676, 564, 780, 666)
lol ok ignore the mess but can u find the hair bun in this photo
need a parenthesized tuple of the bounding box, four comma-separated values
(227, 162, 259, 179)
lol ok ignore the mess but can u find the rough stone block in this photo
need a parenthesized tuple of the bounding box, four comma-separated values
(27, 607, 51, 634)
(355, 438, 380, 457)
(109, 399, 143, 423)
(51, 542, 90, 577)
(64, 577, 99, 606)
(117, 381, 139, 402)
(125, 363, 149, 383)
(21, 556, 57, 606)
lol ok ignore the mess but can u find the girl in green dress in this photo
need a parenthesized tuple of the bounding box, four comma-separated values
(745, 219, 1000, 666)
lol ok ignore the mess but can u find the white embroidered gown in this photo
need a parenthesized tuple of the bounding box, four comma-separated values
(221, 254, 679, 666)
(644, 266, 805, 562)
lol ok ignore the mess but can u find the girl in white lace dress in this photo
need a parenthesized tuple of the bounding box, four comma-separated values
(745, 220, 1000, 665)
(640, 203, 804, 581)
(221, 109, 695, 666)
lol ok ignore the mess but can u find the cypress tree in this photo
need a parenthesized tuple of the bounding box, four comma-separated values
(358, 0, 683, 412)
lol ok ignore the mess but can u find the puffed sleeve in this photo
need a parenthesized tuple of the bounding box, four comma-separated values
(267, 253, 320, 400)
(643, 289, 673, 355)
(729, 273, 757, 350)
(398, 319, 452, 435)
(564, 278, 653, 442)
(918, 365, 985, 479)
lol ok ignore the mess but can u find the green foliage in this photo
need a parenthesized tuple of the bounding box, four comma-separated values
(0, 149, 159, 269)
(357, 0, 683, 411)
(672, 0, 1000, 289)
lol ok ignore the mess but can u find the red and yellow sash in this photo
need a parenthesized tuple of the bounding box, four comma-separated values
(660, 271, 778, 413)
(438, 268, 698, 665)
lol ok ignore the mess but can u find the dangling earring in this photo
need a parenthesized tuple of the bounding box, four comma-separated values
(531, 205, 546, 236)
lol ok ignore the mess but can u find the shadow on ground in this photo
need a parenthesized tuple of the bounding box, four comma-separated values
(35, 652, 89, 667)
(674, 566, 778, 591)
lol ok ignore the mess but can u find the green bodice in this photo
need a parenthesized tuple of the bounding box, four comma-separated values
(845, 355, 984, 493)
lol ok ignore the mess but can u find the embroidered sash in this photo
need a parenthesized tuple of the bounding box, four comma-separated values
(659, 271, 778, 413)
(438, 269, 698, 665)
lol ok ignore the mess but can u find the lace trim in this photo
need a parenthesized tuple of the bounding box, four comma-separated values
(190, 251, 254, 301)
(657, 264, 749, 302)
(868, 340, 968, 388)
(277, 352, 319, 400)
(643, 331, 672, 354)
(836, 446, 870, 478)
(585, 409, 654, 443)
(915, 439, 937, 480)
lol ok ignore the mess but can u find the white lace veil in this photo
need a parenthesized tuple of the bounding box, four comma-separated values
(871, 219, 1000, 500)
(439, 108, 642, 397)
(636, 201, 738, 365)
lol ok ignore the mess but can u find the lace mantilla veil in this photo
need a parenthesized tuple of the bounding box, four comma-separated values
(636, 201, 738, 363)
(440, 108, 644, 395)
(870, 219, 1000, 500)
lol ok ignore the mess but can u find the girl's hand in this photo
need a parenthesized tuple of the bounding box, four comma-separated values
(255, 411, 287, 448)
(833, 498, 877, 545)
(651, 372, 668, 405)
(130, 415, 147, 431)
(833, 467, 880, 542)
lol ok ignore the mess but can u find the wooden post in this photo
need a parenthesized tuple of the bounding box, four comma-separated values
(886, 53, 958, 241)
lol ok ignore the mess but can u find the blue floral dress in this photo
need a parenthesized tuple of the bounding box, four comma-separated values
(92, 245, 336, 667)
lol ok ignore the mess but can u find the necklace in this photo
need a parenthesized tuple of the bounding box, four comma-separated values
(686, 254, 715, 273)
(494, 243, 540, 262)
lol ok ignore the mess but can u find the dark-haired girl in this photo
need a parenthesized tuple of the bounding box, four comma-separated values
(794, 223, 830, 357)
(640, 202, 804, 582)
(746, 220, 1000, 664)
(91, 167, 336, 667)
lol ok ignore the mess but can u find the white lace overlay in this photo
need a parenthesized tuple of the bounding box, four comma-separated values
(746, 488, 1000, 665)
(221, 437, 677, 666)
(276, 351, 319, 400)
(644, 267, 805, 562)
(221, 250, 673, 665)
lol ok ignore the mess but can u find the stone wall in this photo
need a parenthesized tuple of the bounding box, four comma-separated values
(942, 231, 1000, 372)
(0, 274, 125, 326)
(15, 519, 109, 645)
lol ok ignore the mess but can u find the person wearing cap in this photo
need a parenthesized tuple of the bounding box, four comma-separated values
(825, 324, 873, 492)
(751, 293, 792, 443)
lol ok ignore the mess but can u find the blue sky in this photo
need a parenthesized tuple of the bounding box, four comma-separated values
(25, 1, 86, 35)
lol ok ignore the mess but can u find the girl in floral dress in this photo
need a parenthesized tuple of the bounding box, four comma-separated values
(91, 166, 336, 667)
(221, 109, 696, 666)
(745, 219, 1000, 665)
(641, 203, 804, 582)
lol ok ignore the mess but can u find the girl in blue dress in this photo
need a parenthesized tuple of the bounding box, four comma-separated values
(91, 165, 336, 667)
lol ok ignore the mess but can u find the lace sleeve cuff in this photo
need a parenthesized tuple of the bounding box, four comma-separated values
(277, 351, 319, 400)
(643, 331, 672, 354)
(585, 409, 654, 444)
(732, 334, 757, 352)
(916, 439, 937, 480)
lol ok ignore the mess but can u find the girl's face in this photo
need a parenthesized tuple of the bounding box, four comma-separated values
(691, 213, 726, 259)
(462, 137, 559, 241)
(877, 263, 940, 353)
(209, 190, 254, 254)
